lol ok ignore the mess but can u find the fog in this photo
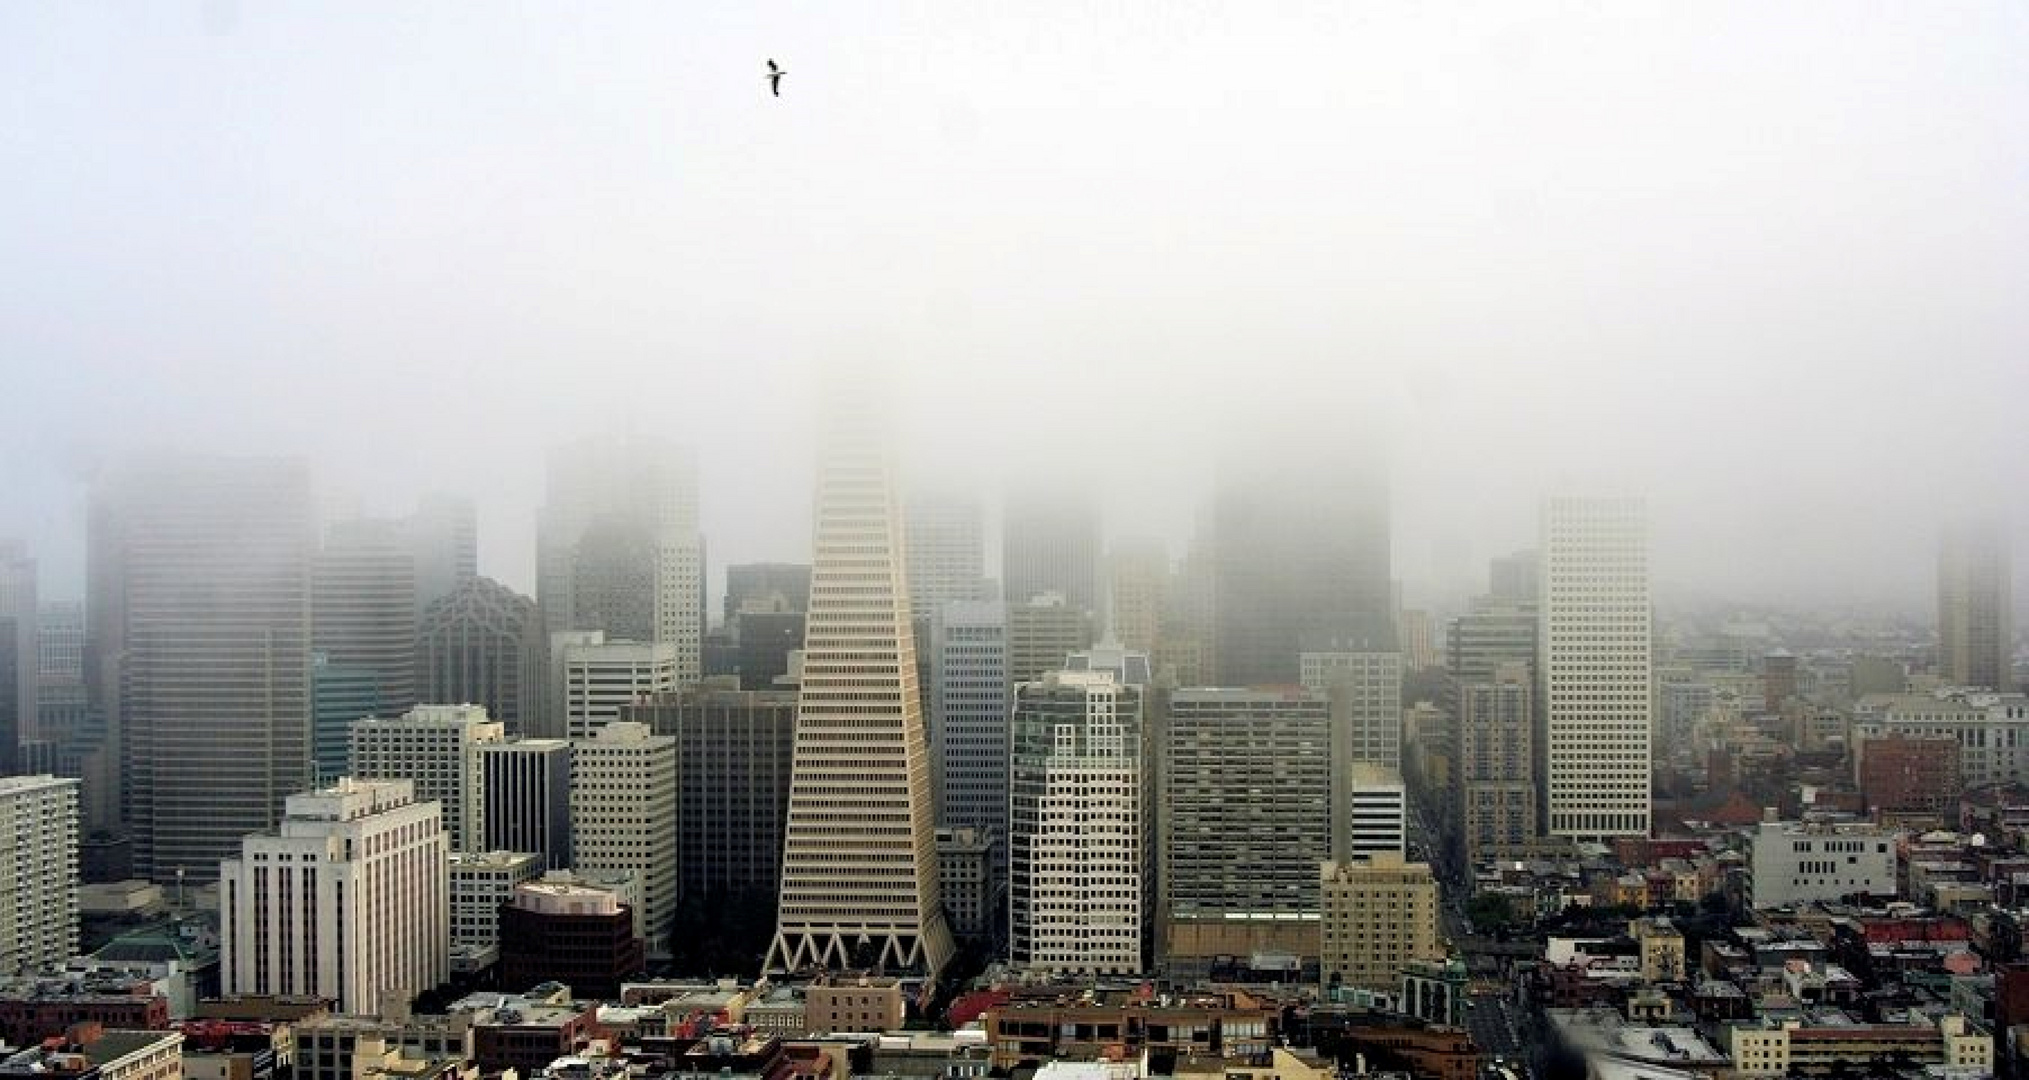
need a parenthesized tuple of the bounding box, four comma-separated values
(4, 3, 2025, 614)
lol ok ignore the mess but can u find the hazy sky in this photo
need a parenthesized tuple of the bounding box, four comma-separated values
(4, 2, 2025, 614)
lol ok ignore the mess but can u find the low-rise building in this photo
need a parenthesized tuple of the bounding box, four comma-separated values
(804, 977, 904, 1034)
(0, 1025, 183, 1080)
(1747, 821, 1897, 909)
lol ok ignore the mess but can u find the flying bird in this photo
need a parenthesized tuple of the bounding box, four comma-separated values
(766, 59, 785, 97)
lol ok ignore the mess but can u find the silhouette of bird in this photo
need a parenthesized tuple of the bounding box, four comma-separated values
(766, 59, 785, 97)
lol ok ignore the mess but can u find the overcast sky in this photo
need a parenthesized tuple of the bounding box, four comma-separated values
(3, 2, 2025, 615)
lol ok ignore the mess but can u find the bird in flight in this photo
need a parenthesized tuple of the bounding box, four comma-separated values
(766, 59, 785, 97)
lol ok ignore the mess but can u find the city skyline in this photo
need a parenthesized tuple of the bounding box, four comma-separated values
(2, 5, 2026, 615)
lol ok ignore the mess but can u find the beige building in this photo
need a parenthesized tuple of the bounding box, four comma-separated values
(763, 409, 954, 977)
(1008, 593, 1094, 687)
(1459, 663, 1535, 862)
(1939, 521, 2013, 692)
(1320, 854, 1441, 996)
(1631, 917, 1685, 983)
(804, 976, 905, 1033)
(348, 704, 503, 853)
(570, 721, 677, 959)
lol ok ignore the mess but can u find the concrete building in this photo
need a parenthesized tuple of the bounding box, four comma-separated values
(723, 564, 812, 624)
(1747, 820, 1898, 909)
(1010, 670, 1144, 975)
(553, 633, 678, 740)
(1488, 550, 1540, 606)
(764, 408, 954, 977)
(1854, 689, 2029, 788)
(1541, 497, 1653, 841)
(1208, 444, 1392, 687)
(0, 1028, 182, 1080)
(1163, 689, 1331, 964)
(570, 722, 677, 958)
(928, 601, 1009, 842)
(1002, 493, 1101, 618)
(349, 704, 504, 853)
(417, 577, 545, 738)
(622, 683, 795, 901)
(1320, 854, 1440, 997)
(1459, 663, 1536, 862)
(478, 740, 573, 870)
(804, 976, 905, 1034)
(934, 826, 1000, 943)
(537, 435, 704, 688)
(1655, 675, 1714, 754)
(0, 775, 79, 973)
(1103, 540, 1168, 657)
(406, 492, 479, 613)
(1303, 650, 1403, 773)
(1344, 763, 1406, 863)
(35, 601, 87, 759)
(219, 778, 449, 1015)
(1007, 593, 1094, 688)
(905, 492, 990, 623)
(89, 456, 315, 884)
(448, 850, 541, 974)
(312, 519, 419, 723)
(498, 879, 643, 999)
(0, 542, 35, 767)
(1939, 520, 2013, 691)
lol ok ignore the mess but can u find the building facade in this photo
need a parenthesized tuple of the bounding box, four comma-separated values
(1320, 854, 1440, 997)
(1010, 670, 1143, 974)
(349, 704, 505, 853)
(905, 492, 990, 622)
(1303, 651, 1403, 773)
(1540, 497, 1653, 841)
(417, 577, 545, 738)
(1459, 663, 1536, 862)
(479, 740, 574, 871)
(1747, 821, 1898, 909)
(0, 775, 79, 973)
(929, 601, 1010, 841)
(570, 722, 677, 958)
(623, 683, 795, 901)
(554, 634, 679, 740)
(1002, 493, 1101, 618)
(219, 779, 449, 1015)
(1938, 521, 2013, 691)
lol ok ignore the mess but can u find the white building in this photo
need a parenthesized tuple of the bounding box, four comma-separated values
(1302, 650, 1403, 773)
(905, 491, 990, 622)
(220, 778, 449, 1015)
(554, 633, 679, 740)
(1541, 497, 1653, 840)
(448, 850, 541, 973)
(1854, 689, 2029, 788)
(570, 721, 677, 958)
(1344, 762, 1405, 863)
(348, 704, 504, 853)
(1747, 820, 1898, 909)
(0, 774, 78, 972)
(1010, 670, 1143, 974)
(479, 739, 574, 871)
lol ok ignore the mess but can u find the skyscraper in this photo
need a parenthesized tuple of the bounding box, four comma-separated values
(417, 577, 545, 737)
(1009, 669, 1143, 974)
(1541, 497, 1652, 841)
(765, 410, 954, 977)
(1002, 492, 1101, 616)
(220, 778, 448, 1016)
(349, 703, 504, 853)
(553, 632, 679, 740)
(1302, 649, 1404, 773)
(0, 775, 79, 972)
(0, 542, 37, 757)
(1208, 445, 1391, 686)
(1104, 540, 1169, 655)
(313, 520, 420, 715)
(90, 457, 315, 884)
(906, 492, 990, 622)
(1459, 662, 1535, 862)
(479, 739, 574, 871)
(1939, 521, 2013, 691)
(1007, 593, 1094, 687)
(407, 493, 478, 613)
(538, 435, 705, 687)
(570, 721, 677, 958)
(928, 601, 1009, 840)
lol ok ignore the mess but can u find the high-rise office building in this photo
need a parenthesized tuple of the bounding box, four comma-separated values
(90, 457, 315, 884)
(1105, 540, 1169, 655)
(570, 721, 677, 958)
(906, 492, 990, 622)
(1488, 549, 1541, 606)
(407, 493, 478, 613)
(1302, 650, 1404, 773)
(310, 653, 381, 786)
(479, 739, 574, 870)
(1002, 492, 1101, 616)
(312, 519, 419, 718)
(349, 704, 504, 853)
(1459, 663, 1535, 862)
(1541, 497, 1652, 841)
(417, 577, 545, 737)
(220, 778, 448, 1016)
(0, 775, 79, 972)
(1208, 448, 1392, 686)
(1447, 604, 1537, 689)
(929, 601, 1009, 839)
(1010, 670, 1143, 974)
(0, 542, 37, 757)
(449, 850, 542, 972)
(1163, 688, 1332, 922)
(553, 633, 679, 740)
(622, 682, 796, 901)
(538, 435, 705, 687)
(723, 563, 812, 624)
(765, 411, 953, 977)
(1008, 593, 1095, 687)
(1939, 521, 2013, 691)
(34, 602, 88, 772)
